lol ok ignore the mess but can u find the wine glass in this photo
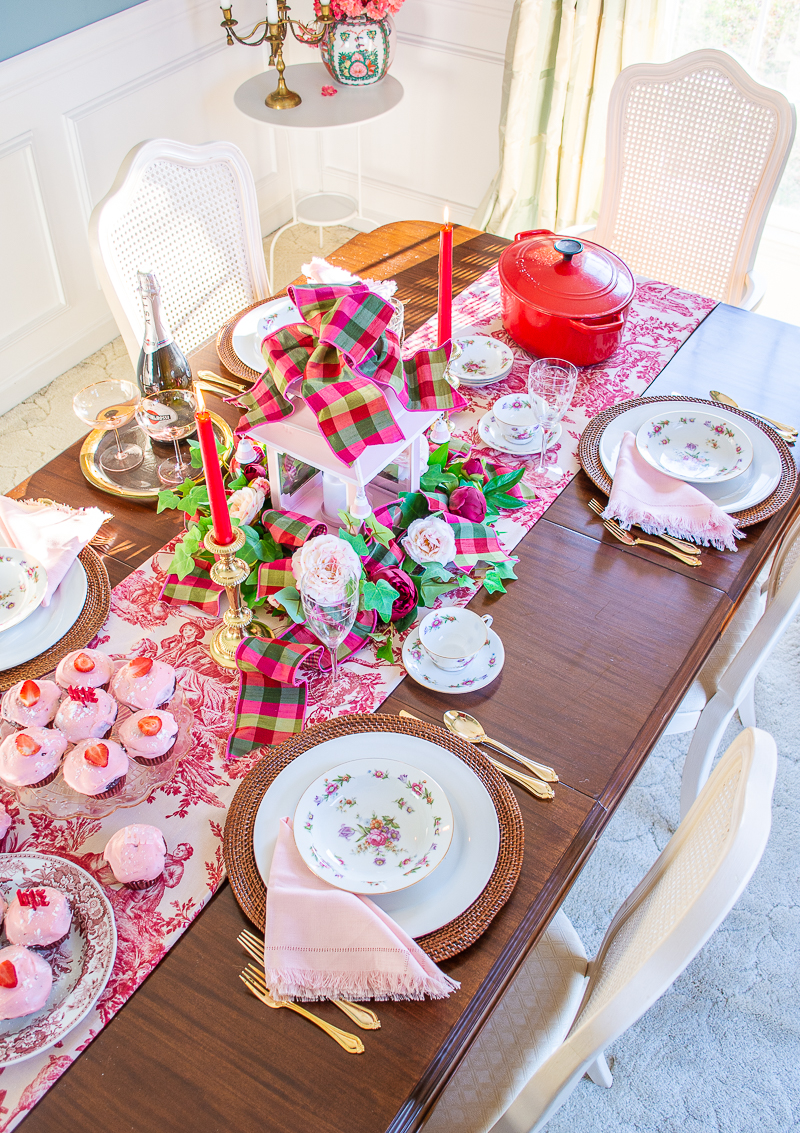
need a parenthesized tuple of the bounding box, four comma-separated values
(300, 566, 361, 692)
(73, 380, 143, 474)
(135, 389, 197, 486)
(527, 358, 578, 478)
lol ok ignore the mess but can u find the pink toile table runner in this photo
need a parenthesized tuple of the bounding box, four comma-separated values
(0, 267, 714, 1129)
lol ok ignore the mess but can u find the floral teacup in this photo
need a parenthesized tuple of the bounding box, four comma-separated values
(493, 395, 537, 444)
(418, 608, 493, 672)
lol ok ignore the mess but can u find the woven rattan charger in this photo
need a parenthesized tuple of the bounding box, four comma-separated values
(224, 713, 525, 963)
(579, 394, 798, 527)
(0, 546, 110, 691)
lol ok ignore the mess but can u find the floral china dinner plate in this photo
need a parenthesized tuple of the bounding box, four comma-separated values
(402, 627, 505, 694)
(231, 297, 301, 373)
(635, 411, 753, 484)
(0, 550, 47, 635)
(450, 334, 514, 386)
(478, 411, 562, 457)
(293, 758, 453, 895)
(0, 852, 116, 1065)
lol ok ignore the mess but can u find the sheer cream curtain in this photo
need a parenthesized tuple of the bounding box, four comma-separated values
(477, 0, 666, 237)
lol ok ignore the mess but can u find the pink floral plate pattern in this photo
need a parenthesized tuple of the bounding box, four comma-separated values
(635, 411, 752, 483)
(0, 853, 116, 1066)
(293, 758, 453, 894)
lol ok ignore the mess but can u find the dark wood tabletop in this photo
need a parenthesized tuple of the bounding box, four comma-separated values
(15, 222, 800, 1133)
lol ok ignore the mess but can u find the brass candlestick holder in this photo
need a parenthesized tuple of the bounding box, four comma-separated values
(204, 528, 253, 669)
(220, 2, 335, 110)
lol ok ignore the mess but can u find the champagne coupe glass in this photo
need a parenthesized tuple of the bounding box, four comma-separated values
(300, 565, 361, 692)
(527, 358, 579, 478)
(73, 380, 143, 474)
(135, 388, 197, 486)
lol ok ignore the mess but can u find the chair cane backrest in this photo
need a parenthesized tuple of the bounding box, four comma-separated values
(498, 728, 776, 1133)
(593, 50, 796, 306)
(767, 510, 800, 603)
(89, 138, 271, 366)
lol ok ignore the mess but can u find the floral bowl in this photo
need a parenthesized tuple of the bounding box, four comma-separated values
(0, 549, 47, 634)
(293, 758, 453, 894)
(635, 411, 753, 484)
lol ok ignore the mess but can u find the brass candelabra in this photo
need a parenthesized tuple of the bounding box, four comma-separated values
(220, 1, 336, 109)
(204, 528, 254, 668)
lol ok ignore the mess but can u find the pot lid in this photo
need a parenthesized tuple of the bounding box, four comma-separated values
(498, 230, 635, 320)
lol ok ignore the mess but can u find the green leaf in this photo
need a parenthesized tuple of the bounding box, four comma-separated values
(488, 492, 528, 511)
(339, 528, 371, 556)
(420, 575, 470, 606)
(187, 437, 226, 468)
(178, 484, 210, 516)
(360, 578, 399, 623)
(396, 492, 430, 531)
(375, 637, 395, 663)
(227, 472, 248, 491)
(363, 513, 394, 550)
(485, 467, 525, 494)
(419, 468, 459, 494)
(393, 607, 418, 634)
(518, 481, 537, 500)
(273, 585, 304, 623)
(420, 563, 453, 583)
(156, 490, 182, 514)
(256, 530, 283, 563)
(169, 524, 202, 581)
(494, 559, 518, 580)
(428, 441, 450, 467)
(483, 570, 508, 595)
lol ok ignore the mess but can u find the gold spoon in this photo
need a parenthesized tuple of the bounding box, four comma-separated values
(709, 390, 797, 440)
(442, 710, 558, 783)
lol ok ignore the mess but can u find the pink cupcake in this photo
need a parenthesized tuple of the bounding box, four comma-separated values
(0, 727, 67, 788)
(63, 739, 128, 799)
(111, 657, 176, 711)
(0, 945, 52, 1019)
(55, 648, 115, 691)
(103, 824, 166, 889)
(117, 710, 178, 766)
(1, 680, 60, 729)
(5, 887, 72, 948)
(54, 687, 117, 743)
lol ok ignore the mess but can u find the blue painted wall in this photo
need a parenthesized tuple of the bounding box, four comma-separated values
(0, 0, 148, 64)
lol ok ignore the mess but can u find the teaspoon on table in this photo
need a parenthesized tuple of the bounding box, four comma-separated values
(709, 390, 797, 441)
(442, 710, 559, 783)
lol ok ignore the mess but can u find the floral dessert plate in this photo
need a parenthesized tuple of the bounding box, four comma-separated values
(478, 411, 562, 457)
(450, 334, 514, 386)
(293, 758, 454, 895)
(0, 852, 116, 1066)
(0, 550, 47, 634)
(0, 558, 87, 673)
(231, 297, 301, 373)
(402, 627, 505, 695)
(635, 411, 753, 483)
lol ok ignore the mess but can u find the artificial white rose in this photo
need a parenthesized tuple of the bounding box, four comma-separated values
(227, 477, 268, 527)
(401, 516, 456, 566)
(291, 534, 362, 603)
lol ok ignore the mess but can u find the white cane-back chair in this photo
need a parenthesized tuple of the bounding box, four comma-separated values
(425, 727, 777, 1133)
(89, 138, 271, 367)
(588, 50, 796, 309)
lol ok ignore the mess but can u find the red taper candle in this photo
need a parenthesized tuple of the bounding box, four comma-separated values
(437, 206, 453, 347)
(194, 387, 234, 545)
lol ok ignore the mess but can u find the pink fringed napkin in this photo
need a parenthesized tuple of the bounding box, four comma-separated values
(603, 431, 743, 551)
(264, 818, 460, 1002)
(0, 498, 111, 604)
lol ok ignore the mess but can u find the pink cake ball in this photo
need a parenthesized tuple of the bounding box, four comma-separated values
(63, 739, 128, 799)
(103, 824, 166, 888)
(111, 656, 176, 711)
(54, 649, 115, 690)
(117, 710, 178, 765)
(6, 887, 72, 948)
(54, 687, 117, 743)
(0, 945, 52, 1019)
(0, 727, 67, 788)
(1, 680, 60, 729)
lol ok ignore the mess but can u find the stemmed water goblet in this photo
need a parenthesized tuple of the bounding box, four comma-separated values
(135, 389, 197, 486)
(73, 380, 143, 474)
(527, 358, 579, 479)
(300, 565, 361, 693)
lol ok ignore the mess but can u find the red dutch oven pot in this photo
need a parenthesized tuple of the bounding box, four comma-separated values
(498, 229, 635, 367)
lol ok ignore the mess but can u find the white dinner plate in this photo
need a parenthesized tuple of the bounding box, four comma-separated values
(0, 852, 116, 1065)
(293, 758, 454, 894)
(231, 297, 301, 373)
(253, 732, 500, 938)
(0, 559, 88, 671)
(0, 550, 47, 633)
(599, 399, 782, 514)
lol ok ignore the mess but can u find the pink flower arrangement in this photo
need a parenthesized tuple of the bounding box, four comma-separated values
(317, 0, 404, 20)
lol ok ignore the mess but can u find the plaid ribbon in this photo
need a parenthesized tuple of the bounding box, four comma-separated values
(372, 500, 505, 567)
(232, 282, 465, 467)
(261, 510, 327, 548)
(159, 555, 222, 613)
(227, 609, 377, 757)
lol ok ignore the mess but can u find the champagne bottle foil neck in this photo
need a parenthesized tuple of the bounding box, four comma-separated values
(137, 269, 160, 296)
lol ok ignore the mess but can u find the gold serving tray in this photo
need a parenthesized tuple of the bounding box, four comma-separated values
(79, 412, 234, 502)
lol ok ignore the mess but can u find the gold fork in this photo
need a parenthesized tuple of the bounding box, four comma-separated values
(588, 498, 699, 555)
(603, 520, 701, 566)
(239, 965, 365, 1054)
(237, 930, 380, 1030)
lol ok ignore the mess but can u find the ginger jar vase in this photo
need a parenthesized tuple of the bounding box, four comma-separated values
(320, 15, 395, 86)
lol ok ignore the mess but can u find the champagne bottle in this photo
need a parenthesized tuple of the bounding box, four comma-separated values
(136, 270, 192, 397)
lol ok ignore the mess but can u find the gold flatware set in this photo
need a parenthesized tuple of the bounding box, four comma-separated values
(587, 499, 702, 566)
(710, 390, 797, 445)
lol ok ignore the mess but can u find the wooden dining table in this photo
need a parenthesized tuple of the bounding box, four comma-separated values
(12, 221, 800, 1133)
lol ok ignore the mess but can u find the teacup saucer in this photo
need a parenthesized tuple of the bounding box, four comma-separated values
(451, 334, 514, 386)
(477, 411, 563, 457)
(402, 627, 505, 694)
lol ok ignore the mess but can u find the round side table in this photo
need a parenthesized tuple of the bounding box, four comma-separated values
(234, 62, 404, 288)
